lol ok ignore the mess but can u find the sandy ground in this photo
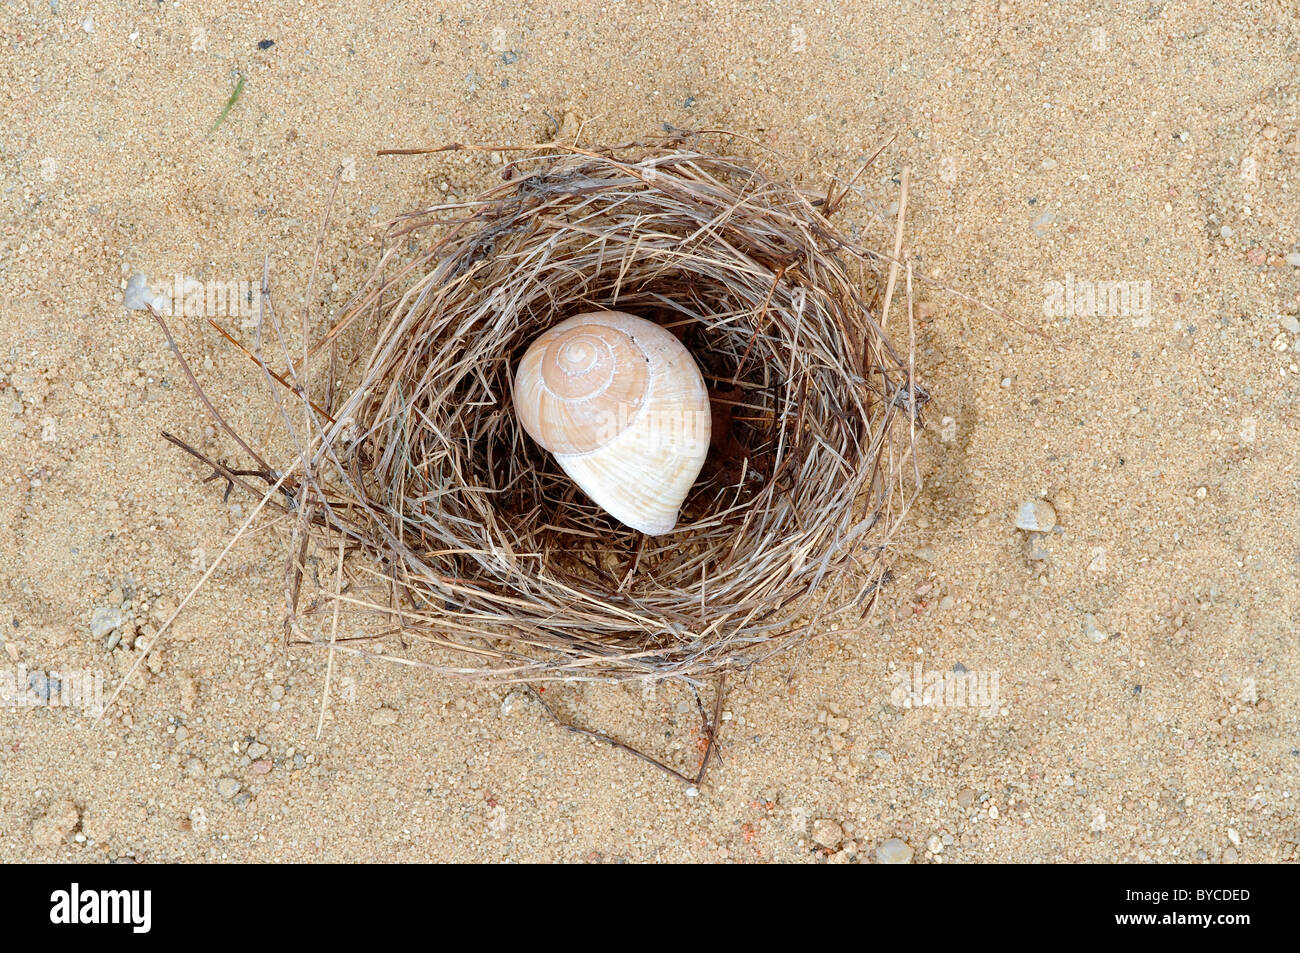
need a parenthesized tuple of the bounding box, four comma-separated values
(2, 1, 1298, 863)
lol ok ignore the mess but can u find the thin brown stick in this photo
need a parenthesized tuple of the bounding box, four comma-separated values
(527, 676, 726, 787)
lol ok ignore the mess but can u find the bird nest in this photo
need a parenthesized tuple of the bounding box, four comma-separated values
(167, 132, 924, 685)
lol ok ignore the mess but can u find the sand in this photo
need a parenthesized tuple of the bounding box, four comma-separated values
(1, 1, 1297, 863)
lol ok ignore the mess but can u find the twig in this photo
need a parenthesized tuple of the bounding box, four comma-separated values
(96, 435, 302, 724)
(316, 538, 345, 740)
(527, 676, 727, 787)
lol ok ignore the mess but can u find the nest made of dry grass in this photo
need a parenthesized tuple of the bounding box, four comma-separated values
(186, 131, 925, 683)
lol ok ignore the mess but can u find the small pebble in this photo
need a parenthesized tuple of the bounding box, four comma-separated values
(216, 777, 241, 799)
(811, 819, 843, 849)
(1083, 613, 1108, 643)
(1286, 252, 1300, 268)
(269, 685, 285, 701)
(123, 272, 164, 311)
(876, 838, 914, 864)
(1015, 499, 1057, 532)
(371, 708, 398, 726)
(90, 607, 125, 639)
(246, 742, 269, 760)
(1282, 315, 1300, 334)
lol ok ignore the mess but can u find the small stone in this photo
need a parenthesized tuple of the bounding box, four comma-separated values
(183, 757, 205, 779)
(938, 595, 955, 611)
(1223, 846, 1239, 862)
(216, 777, 241, 799)
(90, 607, 124, 639)
(150, 597, 178, 625)
(810, 819, 843, 849)
(123, 272, 157, 310)
(1014, 499, 1056, 532)
(875, 838, 914, 864)
(1227, 827, 1241, 846)
(926, 834, 944, 854)
(246, 742, 269, 760)
(251, 759, 273, 775)
(957, 789, 976, 808)
(269, 685, 285, 701)
(370, 708, 398, 726)
(1282, 315, 1300, 334)
(1083, 614, 1108, 643)
(1286, 252, 1300, 268)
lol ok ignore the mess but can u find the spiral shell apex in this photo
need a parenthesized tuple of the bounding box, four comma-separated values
(514, 310, 711, 535)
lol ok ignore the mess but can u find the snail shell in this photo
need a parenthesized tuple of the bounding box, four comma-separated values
(514, 310, 711, 535)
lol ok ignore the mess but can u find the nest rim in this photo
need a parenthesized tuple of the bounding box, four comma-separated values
(230, 132, 923, 683)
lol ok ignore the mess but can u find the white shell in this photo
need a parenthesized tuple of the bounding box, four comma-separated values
(514, 310, 711, 535)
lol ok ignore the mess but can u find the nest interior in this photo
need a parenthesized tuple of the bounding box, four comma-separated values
(255, 134, 921, 681)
